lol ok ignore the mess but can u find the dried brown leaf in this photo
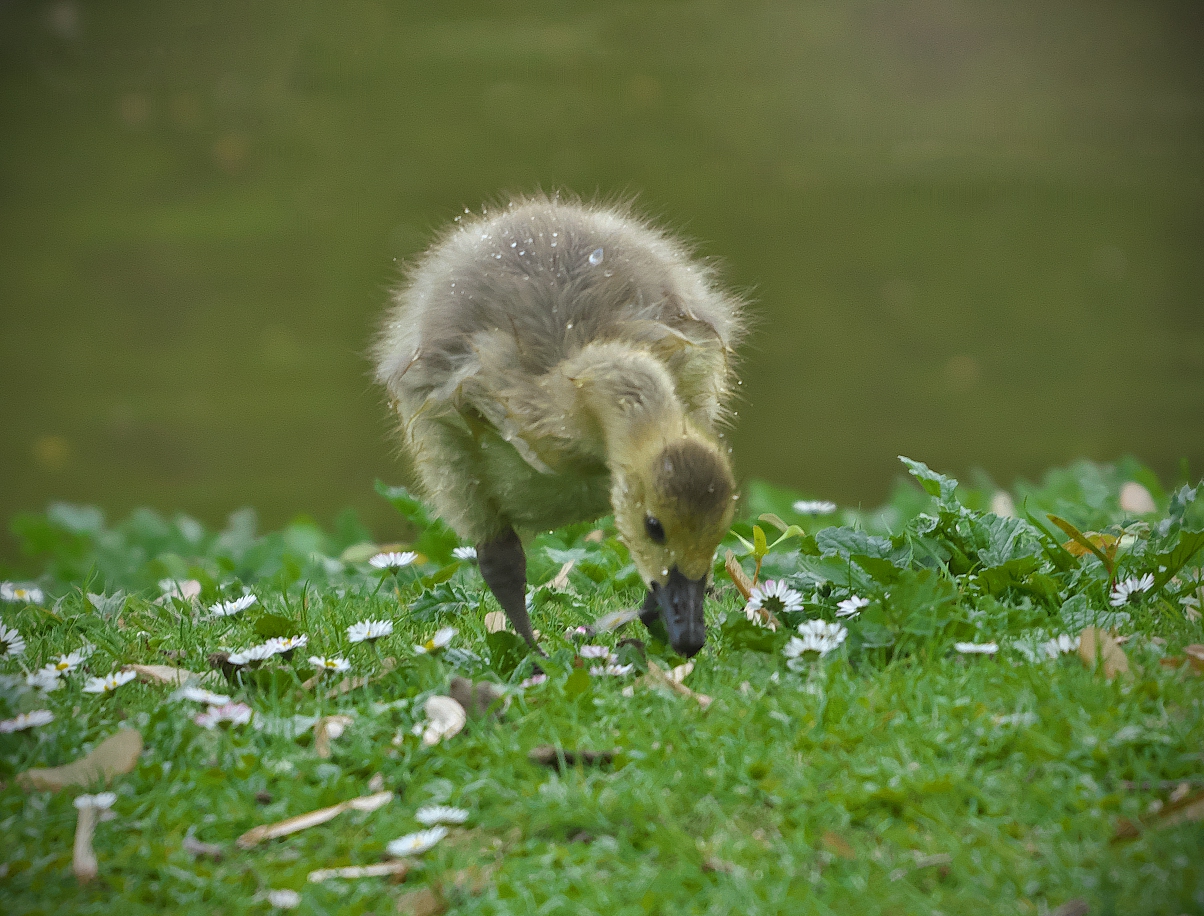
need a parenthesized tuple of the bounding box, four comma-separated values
(396, 886, 446, 916)
(421, 696, 466, 745)
(325, 657, 397, 698)
(236, 791, 393, 849)
(124, 663, 215, 686)
(1113, 789, 1204, 841)
(483, 612, 509, 633)
(314, 714, 354, 759)
(724, 550, 753, 602)
(1050, 899, 1090, 916)
(643, 660, 713, 709)
(548, 560, 575, 591)
(1078, 627, 1132, 680)
(182, 834, 224, 859)
(528, 745, 615, 770)
(308, 861, 409, 883)
(821, 830, 855, 860)
(448, 677, 507, 718)
(18, 728, 143, 792)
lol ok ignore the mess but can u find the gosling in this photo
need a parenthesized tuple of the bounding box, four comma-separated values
(373, 195, 744, 658)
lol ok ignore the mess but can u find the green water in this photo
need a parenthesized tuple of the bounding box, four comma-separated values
(2, 1, 1201, 552)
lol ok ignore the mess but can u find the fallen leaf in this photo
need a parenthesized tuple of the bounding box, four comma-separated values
(421, 696, 466, 745)
(395, 863, 497, 915)
(1186, 644, 1204, 662)
(314, 715, 354, 759)
(1113, 789, 1204, 841)
(308, 861, 409, 883)
(527, 745, 615, 770)
(821, 830, 855, 860)
(548, 560, 575, 591)
(1159, 654, 1204, 675)
(124, 664, 216, 686)
(1060, 532, 1119, 559)
(483, 612, 509, 633)
(236, 791, 393, 849)
(724, 550, 753, 601)
(182, 833, 224, 859)
(594, 607, 641, 632)
(667, 661, 694, 684)
(448, 677, 507, 718)
(73, 804, 101, 883)
(324, 657, 397, 698)
(396, 886, 445, 916)
(702, 857, 735, 874)
(583, 529, 605, 543)
(1078, 627, 1132, 680)
(641, 659, 713, 709)
(18, 728, 143, 792)
(1050, 900, 1090, 916)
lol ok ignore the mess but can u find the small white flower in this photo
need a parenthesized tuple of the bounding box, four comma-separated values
(1041, 634, 1080, 658)
(452, 546, 477, 561)
(792, 500, 837, 516)
(82, 669, 138, 694)
(266, 889, 301, 909)
(347, 619, 393, 643)
(194, 701, 253, 728)
(589, 663, 635, 677)
(519, 673, 548, 689)
(47, 650, 86, 675)
(783, 619, 848, 660)
(386, 826, 448, 857)
(209, 594, 257, 617)
(414, 805, 469, 826)
(369, 551, 418, 570)
(264, 635, 308, 655)
(954, 641, 999, 655)
(1110, 573, 1156, 607)
(745, 580, 804, 624)
(226, 642, 279, 666)
(26, 669, 62, 691)
(74, 792, 117, 810)
(309, 655, 351, 672)
(414, 627, 457, 654)
(578, 644, 613, 660)
(174, 685, 232, 705)
(0, 709, 54, 733)
(0, 622, 26, 657)
(836, 594, 870, 619)
(1, 582, 44, 605)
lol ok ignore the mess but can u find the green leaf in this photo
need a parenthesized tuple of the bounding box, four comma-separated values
(563, 666, 592, 698)
(720, 614, 780, 652)
(254, 613, 294, 638)
(752, 525, 768, 559)
(899, 456, 959, 505)
(408, 582, 471, 622)
(851, 554, 902, 585)
(485, 630, 527, 678)
(374, 481, 460, 565)
(1150, 528, 1204, 592)
(974, 557, 1042, 596)
(418, 562, 460, 589)
(1047, 515, 1112, 573)
(816, 528, 894, 561)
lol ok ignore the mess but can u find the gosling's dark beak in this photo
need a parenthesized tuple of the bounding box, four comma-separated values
(651, 567, 707, 658)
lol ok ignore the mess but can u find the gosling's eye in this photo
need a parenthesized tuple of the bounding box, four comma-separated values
(644, 516, 666, 544)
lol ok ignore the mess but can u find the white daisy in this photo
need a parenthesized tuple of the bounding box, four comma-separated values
(0, 622, 26, 657)
(194, 701, 253, 728)
(369, 551, 418, 570)
(26, 669, 62, 691)
(954, 641, 999, 655)
(174, 685, 232, 705)
(347, 619, 393, 643)
(308, 655, 351, 672)
(578, 644, 613, 660)
(264, 635, 308, 655)
(82, 669, 138, 694)
(385, 826, 448, 857)
(590, 663, 635, 677)
(1110, 573, 1156, 607)
(414, 805, 470, 826)
(266, 889, 301, 910)
(226, 642, 279, 666)
(0, 709, 55, 733)
(745, 580, 804, 621)
(1041, 634, 1079, 658)
(46, 650, 86, 675)
(414, 627, 457, 654)
(209, 594, 257, 617)
(783, 619, 848, 661)
(792, 500, 837, 516)
(1, 582, 44, 605)
(835, 594, 870, 618)
(74, 792, 117, 810)
(452, 546, 477, 561)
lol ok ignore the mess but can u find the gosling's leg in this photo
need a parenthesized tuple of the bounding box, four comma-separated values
(477, 527, 544, 655)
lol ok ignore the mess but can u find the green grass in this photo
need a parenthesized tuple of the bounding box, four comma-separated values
(1, 457, 1202, 915)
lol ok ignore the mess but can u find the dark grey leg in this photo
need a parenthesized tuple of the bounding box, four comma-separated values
(478, 527, 543, 654)
(639, 588, 671, 646)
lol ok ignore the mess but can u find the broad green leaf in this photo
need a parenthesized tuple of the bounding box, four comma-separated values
(899, 456, 959, 505)
(485, 630, 527, 678)
(719, 614, 780, 653)
(851, 554, 902, 585)
(254, 613, 294, 638)
(1048, 515, 1112, 572)
(816, 528, 894, 561)
(1150, 528, 1204, 592)
(753, 525, 768, 559)
(563, 666, 591, 698)
(374, 482, 460, 565)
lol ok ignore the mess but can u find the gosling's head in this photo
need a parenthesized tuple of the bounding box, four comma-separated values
(612, 435, 737, 657)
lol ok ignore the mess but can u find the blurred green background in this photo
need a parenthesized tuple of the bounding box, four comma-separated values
(1, 0, 1201, 551)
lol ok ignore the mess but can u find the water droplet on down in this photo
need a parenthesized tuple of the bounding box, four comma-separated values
(589, 248, 604, 266)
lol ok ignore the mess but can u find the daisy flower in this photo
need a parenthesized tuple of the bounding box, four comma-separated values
(578, 644, 613, 660)
(369, 551, 418, 570)
(414, 627, 457, 654)
(745, 580, 804, 622)
(82, 669, 138, 694)
(1, 582, 44, 605)
(174, 685, 232, 705)
(452, 546, 477, 561)
(792, 500, 837, 516)
(0, 622, 26, 657)
(835, 594, 870, 618)
(209, 594, 257, 617)
(1041, 634, 1079, 658)
(26, 669, 62, 691)
(0, 709, 55, 733)
(194, 701, 253, 729)
(46, 650, 86, 675)
(414, 805, 470, 826)
(590, 663, 635, 677)
(386, 826, 448, 857)
(1110, 573, 1155, 607)
(74, 792, 117, 811)
(954, 641, 999, 655)
(264, 635, 308, 656)
(309, 655, 351, 673)
(226, 642, 279, 666)
(519, 673, 548, 689)
(266, 889, 301, 910)
(783, 619, 848, 662)
(347, 619, 393, 643)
